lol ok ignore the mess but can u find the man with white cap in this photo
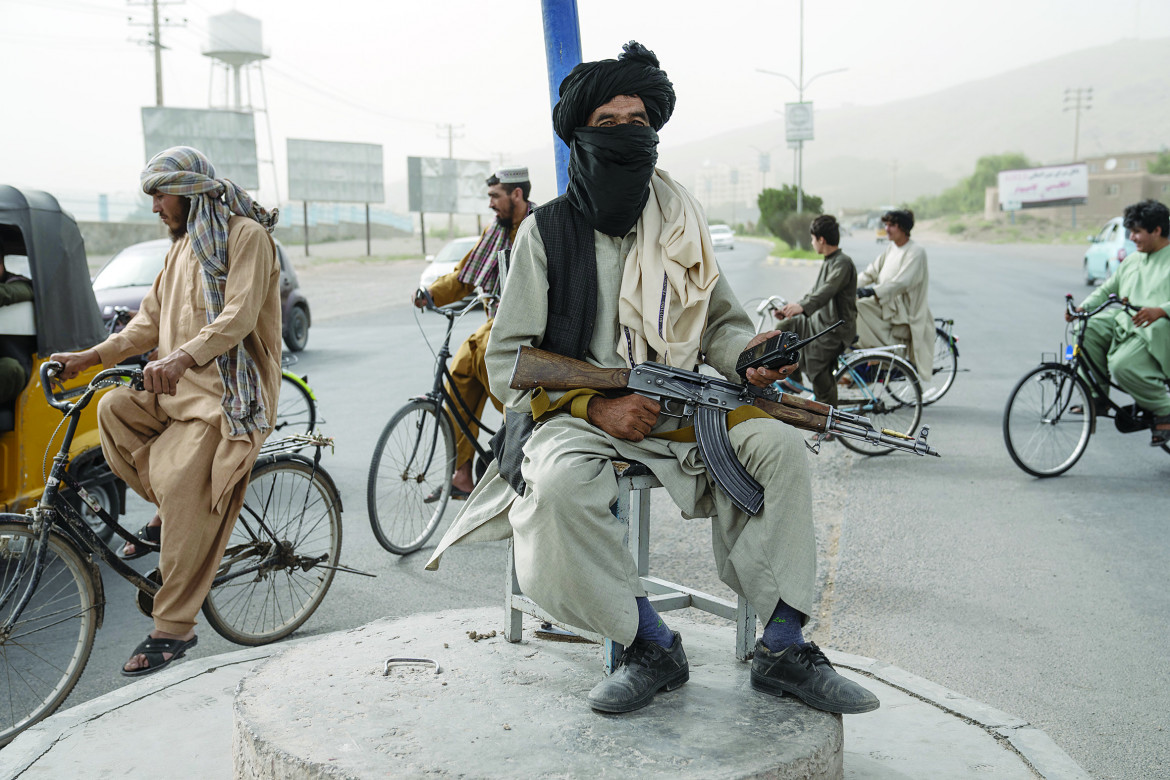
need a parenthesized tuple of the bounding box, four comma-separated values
(412, 167, 535, 498)
(51, 146, 282, 677)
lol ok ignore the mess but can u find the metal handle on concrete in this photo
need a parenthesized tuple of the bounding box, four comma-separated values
(383, 657, 441, 676)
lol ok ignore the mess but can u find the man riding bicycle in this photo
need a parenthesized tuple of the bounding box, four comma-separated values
(854, 209, 933, 381)
(412, 167, 534, 500)
(1067, 199, 1170, 446)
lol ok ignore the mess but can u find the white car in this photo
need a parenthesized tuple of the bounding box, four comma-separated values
(418, 235, 480, 289)
(709, 224, 735, 250)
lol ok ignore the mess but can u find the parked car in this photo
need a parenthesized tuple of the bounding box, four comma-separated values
(418, 235, 479, 290)
(1083, 216, 1136, 286)
(708, 224, 735, 251)
(92, 236, 312, 351)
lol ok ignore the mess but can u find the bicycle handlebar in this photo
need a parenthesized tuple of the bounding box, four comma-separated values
(755, 295, 790, 316)
(40, 361, 144, 413)
(1064, 292, 1141, 320)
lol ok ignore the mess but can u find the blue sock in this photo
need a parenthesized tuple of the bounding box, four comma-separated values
(635, 597, 674, 648)
(761, 600, 804, 652)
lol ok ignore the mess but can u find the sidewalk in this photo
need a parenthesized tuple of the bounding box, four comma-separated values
(2, 609, 1089, 779)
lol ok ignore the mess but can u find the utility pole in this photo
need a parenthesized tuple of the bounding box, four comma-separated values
(128, 0, 186, 107)
(436, 122, 465, 238)
(1063, 87, 1092, 229)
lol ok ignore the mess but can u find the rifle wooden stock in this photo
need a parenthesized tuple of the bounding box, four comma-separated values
(510, 346, 631, 391)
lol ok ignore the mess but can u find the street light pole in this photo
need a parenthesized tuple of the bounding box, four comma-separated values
(797, 0, 804, 213)
(756, 2, 845, 217)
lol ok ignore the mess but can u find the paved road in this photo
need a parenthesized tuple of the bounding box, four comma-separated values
(47, 237, 1167, 779)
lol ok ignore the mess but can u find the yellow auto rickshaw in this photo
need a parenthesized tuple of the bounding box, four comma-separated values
(0, 185, 122, 540)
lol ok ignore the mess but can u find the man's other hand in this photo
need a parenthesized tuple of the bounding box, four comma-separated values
(142, 349, 196, 395)
(48, 350, 99, 381)
(411, 288, 429, 309)
(587, 394, 660, 442)
(779, 302, 804, 319)
(1065, 306, 1085, 323)
(1132, 306, 1168, 327)
(743, 331, 798, 388)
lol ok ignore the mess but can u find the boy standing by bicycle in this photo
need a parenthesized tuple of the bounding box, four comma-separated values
(1068, 199, 1170, 446)
(50, 146, 282, 676)
(411, 167, 535, 500)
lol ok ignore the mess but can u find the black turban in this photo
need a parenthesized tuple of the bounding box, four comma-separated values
(552, 41, 676, 144)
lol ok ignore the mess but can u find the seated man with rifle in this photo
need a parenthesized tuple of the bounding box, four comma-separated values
(427, 42, 901, 717)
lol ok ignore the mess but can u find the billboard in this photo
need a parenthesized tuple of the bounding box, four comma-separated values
(998, 164, 1089, 211)
(141, 107, 259, 189)
(287, 139, 384, 203)
(407, 156, 492, 213)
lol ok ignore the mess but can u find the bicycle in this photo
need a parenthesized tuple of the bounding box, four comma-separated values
(0, 362, 352, 746)
(1003, 293, 1170, 477)
(107, 306, 319, 437)
(754, 295, 923, 456)
(367, 292, 497, 554)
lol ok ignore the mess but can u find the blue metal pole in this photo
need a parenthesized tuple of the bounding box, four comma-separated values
(541, 0, 582, 195)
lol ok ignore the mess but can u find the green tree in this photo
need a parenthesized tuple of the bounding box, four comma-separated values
(1148, 150, 1170, 174)
(757, 185, 823, 245)
(911, 152, 1035, 218)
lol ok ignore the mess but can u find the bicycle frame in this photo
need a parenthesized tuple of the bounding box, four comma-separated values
(415, 295, 498, 468)
(1060, 294, 1148, 426)
(0, 368, 155, 637)
(1, 366, 342, 638)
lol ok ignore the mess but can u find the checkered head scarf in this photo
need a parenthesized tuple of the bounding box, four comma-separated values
(140, 146, 278, 436)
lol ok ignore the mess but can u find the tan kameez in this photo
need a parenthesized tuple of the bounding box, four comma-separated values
(93, 216, 281, 633)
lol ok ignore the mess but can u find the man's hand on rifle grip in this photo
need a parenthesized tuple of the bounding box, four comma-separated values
(587, 394, 661, 442)
(743, 331, 799, 388)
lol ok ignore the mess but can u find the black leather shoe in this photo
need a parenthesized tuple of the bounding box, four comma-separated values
(587, 632, 689, 713)
(751, 640, 879, 714)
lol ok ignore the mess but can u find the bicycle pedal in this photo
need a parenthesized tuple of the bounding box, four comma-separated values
(136, 568, 162, 618)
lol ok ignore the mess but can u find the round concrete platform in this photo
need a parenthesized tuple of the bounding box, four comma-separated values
(233, 608, 844, 779)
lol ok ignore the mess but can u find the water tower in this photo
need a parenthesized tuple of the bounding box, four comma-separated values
(202, 10, 269, 110)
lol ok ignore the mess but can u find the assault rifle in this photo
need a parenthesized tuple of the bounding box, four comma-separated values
(510, 346, 940, 516)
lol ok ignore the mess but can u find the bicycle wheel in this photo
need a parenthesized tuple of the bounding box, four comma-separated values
(274, 372, 317, 436)
(367, 399, 455, 554)
(1003, 364, 1093, 477)
(0, 518, 98, 747)
(835, 352, 923, 456)
(202, 455, 341, 645)
(921, 327, 959, 405)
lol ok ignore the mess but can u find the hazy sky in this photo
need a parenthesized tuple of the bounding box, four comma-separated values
(1, 0, 1156, 210)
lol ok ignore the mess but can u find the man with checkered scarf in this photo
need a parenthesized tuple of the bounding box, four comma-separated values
(51, 146, 282, 677)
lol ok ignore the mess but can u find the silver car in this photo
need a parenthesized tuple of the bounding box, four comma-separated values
(418, 236, 480, 289)
(708, 224, 735, 251)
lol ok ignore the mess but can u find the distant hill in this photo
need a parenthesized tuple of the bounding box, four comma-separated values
(658, 37, 1170, 212)
(385, 37, 1170, 220)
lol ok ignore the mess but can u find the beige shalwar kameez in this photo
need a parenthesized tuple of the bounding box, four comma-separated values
(426, 215, 816, 647)
(94, 216, 281, 634)
(854, 239, 934, 379)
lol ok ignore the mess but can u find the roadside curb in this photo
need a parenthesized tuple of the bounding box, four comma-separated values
(2, 643, 282, 774)
(827, 649, 1091, 780)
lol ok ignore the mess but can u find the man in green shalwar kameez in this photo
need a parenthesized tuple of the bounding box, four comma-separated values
(1071, 199, 1170, 445)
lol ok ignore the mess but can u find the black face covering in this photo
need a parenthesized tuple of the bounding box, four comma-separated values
(566, 124, 659, 237)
